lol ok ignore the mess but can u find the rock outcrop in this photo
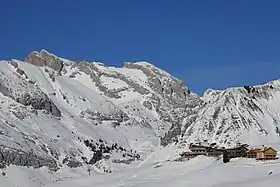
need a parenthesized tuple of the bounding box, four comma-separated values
(26, 50, 64, 72)
(0, 77, 61, 118)
(0, 145, 57, 170)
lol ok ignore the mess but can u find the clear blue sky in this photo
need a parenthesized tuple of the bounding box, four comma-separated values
(1, 0, 280, 95)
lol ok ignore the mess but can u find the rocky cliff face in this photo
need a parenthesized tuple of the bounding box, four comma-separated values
(26, 50, 64, 72)
(0, 61, 61, 118)
(0, 145, 57, 170)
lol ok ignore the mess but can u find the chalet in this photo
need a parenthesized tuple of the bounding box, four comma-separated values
(247, 146, 277, 160)
(256, 147, 277, 160)
(247, 148, 261, 158)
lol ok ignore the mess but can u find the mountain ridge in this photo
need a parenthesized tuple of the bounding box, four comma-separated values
(0, 49, 201, 173)
(0, 49, 279, 175)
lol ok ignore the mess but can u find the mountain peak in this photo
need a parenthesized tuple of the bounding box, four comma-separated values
(39, 49, 57, 57)
(26, 49, 64, 71)
(27, 49, 56, 58)
(124, 61, 177, 81)
(126, 61, 155, 67)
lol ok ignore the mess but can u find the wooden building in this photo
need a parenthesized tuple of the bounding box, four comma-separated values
(256, 147, 277, 160)
(247, 146, 277, 160)
(247, 148, 261, 158)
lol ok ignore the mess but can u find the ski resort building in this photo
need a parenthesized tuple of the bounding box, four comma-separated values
(247, 146, 277, 160)
(180, 151, 206, 160)
(181, 142, 251, 160)
(207, 147, 224, 157)
(226, 144, 249, 158)
(247, 148, 261, 158)
(189, 143, 209, 154)
(256, 147, 277, 160)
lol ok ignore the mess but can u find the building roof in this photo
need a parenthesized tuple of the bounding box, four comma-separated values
(260, 147, 277, 153)
(247, 147, 277, 154)
(247, 148, 261, 153)
(226, 145, 249, 151)
(189, 144, 209, 149)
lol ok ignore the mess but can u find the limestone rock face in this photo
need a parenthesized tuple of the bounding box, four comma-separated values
(0, 146, 57, 170)
(0, 63, 61, 118)
(26, 50, 63, 72)
(17, 93, 61, 118)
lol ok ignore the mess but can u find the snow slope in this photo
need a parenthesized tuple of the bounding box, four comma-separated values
(2, 153, 280, 187)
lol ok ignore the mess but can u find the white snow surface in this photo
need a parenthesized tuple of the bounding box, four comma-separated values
(2, 150, 280, 187)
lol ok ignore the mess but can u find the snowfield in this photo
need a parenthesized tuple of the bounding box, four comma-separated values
(1, 152, 280, 187)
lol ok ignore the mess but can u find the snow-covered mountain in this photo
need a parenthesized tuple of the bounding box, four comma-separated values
(0, 49, 202, 172)
(1, 49, 280, 186)
(162, 79, 280, 151)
